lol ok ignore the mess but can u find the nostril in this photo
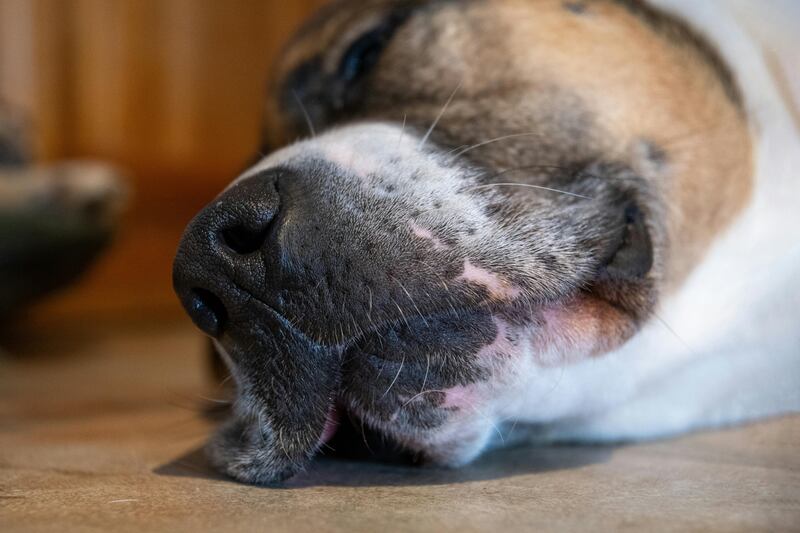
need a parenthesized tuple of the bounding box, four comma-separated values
(188, 288, 228, 337)
(221, 225, 270, 255)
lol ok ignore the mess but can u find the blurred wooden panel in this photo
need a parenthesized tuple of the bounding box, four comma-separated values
(1, 0, 327, 189)
(0, 0, 71, 158)
(0, 0, 327, 320)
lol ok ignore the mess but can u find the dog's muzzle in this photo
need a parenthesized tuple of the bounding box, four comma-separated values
(172, 168, 348, 482)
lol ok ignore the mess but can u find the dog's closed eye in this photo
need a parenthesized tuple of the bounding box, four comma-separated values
(331, 9, 411, 110)
(338, 22, 395, 83)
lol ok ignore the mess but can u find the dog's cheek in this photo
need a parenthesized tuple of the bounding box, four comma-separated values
(533, 295, 635, 366)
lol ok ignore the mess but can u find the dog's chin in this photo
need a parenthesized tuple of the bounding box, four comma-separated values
(320, 400, 498, 470)
(205, 397, 497, 484)
(205, 416, 305, 485)
(204, 399, 340, 485)
(204, 411, 360, 484)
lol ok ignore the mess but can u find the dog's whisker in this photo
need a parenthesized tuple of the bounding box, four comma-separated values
(391, 296, 412, 329)
(216, 373, 234, 389)
(469, 182, 593, 200)
(292, 90, 316, 138)
(459, 399, 506, 445)
(448, 131, 545, 160)
(402, 388, 446, 407)
(393, 277, 429, 327)
(196, 395, 232, 405)
(366, 285, 376, 327)
(653, 311, 697, 356)
(420, 352, 431, 395)
(411, 258, 451, 293)
(380, 356, 406, 400)
(418, 80, 462, 150)
(168, 392, 227, 412)
(276, 427, 302, 471)
(358, 416, 375, 455)
(256, 411, 269, 449)
(396, 112, 408, 151)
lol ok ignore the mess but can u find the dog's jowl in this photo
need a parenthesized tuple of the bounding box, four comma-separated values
(172, 0, 800, 484)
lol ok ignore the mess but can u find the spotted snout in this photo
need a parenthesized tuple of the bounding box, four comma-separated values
(172, 123, 658, 484)
(171, 126, 499, 483)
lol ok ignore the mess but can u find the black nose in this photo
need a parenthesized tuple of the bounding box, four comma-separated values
(184, 288, 227, 338)
(172, 170, 280, 337)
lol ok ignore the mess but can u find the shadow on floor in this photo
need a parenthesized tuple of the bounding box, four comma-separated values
(155, 440, 614, 489)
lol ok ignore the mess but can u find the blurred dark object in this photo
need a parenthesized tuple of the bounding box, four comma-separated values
(0, 101, 127, 318)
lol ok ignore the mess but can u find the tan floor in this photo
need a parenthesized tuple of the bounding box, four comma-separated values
(1, 315, 799, 533)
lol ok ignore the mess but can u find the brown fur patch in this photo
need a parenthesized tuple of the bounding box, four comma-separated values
(535, 294, 636, 365)
(481, 0, 753, 287)
(265, 0, 753, 293)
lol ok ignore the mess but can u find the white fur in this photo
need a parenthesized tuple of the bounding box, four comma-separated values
(496, 0, 800, 443)
(227, 1, 800, 457)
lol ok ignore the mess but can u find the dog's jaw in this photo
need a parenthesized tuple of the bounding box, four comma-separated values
(188, 122, 661, 483)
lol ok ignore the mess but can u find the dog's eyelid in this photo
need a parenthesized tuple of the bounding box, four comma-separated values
(335, 9, 412, 84)
(338, 27, 390, 82)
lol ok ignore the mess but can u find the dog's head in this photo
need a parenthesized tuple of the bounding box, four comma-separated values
(173, 0, 752, 484)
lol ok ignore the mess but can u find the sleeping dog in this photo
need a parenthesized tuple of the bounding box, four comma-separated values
(172, 0, 800, 484)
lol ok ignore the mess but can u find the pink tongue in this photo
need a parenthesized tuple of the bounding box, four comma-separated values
(318, 405, 340, 446)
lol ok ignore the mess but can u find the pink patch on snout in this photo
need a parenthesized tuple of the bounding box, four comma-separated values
(533, 296, 629, 366)
(441, 384, 479, 410)
(321, 143, 378, 179)
(476, 317, 517, 362)
(456, 259, 521, 300)
(408, 221, 449, 250)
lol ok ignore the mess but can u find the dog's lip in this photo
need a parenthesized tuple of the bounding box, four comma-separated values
(318, 403, 341, 447)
